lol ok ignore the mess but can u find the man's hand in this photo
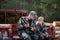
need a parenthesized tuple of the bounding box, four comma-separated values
(24, 24, 29, 28)
(31, 27, 35, 31)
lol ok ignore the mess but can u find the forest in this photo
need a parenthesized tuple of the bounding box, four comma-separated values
(0, 0, 60, 23)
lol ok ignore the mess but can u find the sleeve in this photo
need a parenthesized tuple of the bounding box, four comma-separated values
(35, 24, 40, 33)
(17, 18, 24, 30)
(43, 24, 48, 33)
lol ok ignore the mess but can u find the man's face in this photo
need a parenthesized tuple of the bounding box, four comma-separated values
(28, 14, 35, 20)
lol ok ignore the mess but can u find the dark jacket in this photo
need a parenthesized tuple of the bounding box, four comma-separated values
(17, 16, 36, 34)
(36, 23, 47, 34)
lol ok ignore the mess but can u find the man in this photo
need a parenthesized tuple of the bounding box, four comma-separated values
(36, 16, 51, 40)
(17, 11, 38, 40)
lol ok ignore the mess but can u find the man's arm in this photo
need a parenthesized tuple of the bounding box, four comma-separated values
(17, 18, 24, 30)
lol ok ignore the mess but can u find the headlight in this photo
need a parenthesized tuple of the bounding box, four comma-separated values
(53, 21, 56, 27)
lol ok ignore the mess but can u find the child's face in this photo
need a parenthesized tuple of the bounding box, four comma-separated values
(38, 19, 44, 24)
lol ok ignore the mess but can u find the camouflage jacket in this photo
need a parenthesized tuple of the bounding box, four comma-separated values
(17, 16, 36, 34)
(36, 23, 47, 34)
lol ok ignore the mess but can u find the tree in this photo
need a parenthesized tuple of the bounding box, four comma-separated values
(29, 0, 60, 22)
(0, 0, 60, 22)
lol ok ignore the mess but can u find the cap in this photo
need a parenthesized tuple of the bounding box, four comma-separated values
(29, 11, 37, 16)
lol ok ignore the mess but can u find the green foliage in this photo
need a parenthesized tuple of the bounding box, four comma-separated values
(0, 0, 60, 22)
(30, 0, 60, 22)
